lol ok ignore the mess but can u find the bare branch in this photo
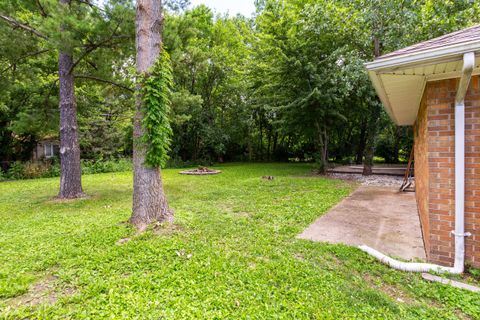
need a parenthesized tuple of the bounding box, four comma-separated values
(74, 74, 134, 92)
(0, 13, 47, 39)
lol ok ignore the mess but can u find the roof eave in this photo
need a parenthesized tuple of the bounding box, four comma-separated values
(367, 71, 399, 124)
(365, 40, 480, 71)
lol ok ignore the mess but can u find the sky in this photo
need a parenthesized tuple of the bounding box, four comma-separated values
(189, 0, 256, 17)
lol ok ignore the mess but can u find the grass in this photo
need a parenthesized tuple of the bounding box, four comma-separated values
(0, 163, 479, 319)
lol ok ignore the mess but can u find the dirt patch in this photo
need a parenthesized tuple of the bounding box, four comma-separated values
(233, 211, 251, 218)
(153, 223, 184, 237)
(116, 237, 132, 245)
(293, 253, 305, 262)
(46, 193, 91, 204)
(6, 274, 76, 307)
(454, 309, 473, 320)
(363, 274, 414, 304)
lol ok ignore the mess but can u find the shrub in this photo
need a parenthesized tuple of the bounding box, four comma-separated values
(81, 158, 132, 175)
(43, 162, 61, 178)
(166, 156, 211, 169)
(6, 162, 26, 180)
(23, 162, 51, 179)
(0, 159, 133, 182)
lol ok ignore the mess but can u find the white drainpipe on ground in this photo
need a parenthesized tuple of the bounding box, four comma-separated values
(360, 52, 475, 274)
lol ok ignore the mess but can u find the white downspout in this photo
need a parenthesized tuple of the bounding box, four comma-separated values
(360, 52, 475, 274)
(452, 51, 475, 273)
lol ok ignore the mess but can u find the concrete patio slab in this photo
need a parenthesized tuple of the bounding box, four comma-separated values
(298, 186, 426, 261)
(328, 165, 410, 176)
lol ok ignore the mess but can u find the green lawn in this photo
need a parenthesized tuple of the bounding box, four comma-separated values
(0, 163, 479, 319)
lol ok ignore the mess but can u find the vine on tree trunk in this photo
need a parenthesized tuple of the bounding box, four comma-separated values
(140, 48, 173, 168)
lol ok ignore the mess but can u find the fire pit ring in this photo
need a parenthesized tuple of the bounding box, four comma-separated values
(179, 167, 222, 176)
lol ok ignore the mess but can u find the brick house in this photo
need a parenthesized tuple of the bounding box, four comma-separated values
(366, 25, 480, 269)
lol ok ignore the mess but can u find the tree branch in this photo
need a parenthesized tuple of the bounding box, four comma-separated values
(0, 49, 50, 74)
(0, 13, 47, 39)
(86, 59, 98, 71)
(74, 0, 108, 14)
(68, 22, 122, 74)
(35, 0, 49, 17)
(74, 74, 134, 92)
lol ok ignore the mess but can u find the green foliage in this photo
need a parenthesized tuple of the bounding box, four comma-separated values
(0, 163, 479, 318)
(469, 267, 480, 280)
(4, 162, 28, 180)
(0, 159, 132, 181)
(81, 158, 132, 175)
(141, 49, 174, 168)
(3, 161, 57, 180)
(0, 0, 135, 163)
(2, 0, 480, 167)
(163, 6, 255, 162)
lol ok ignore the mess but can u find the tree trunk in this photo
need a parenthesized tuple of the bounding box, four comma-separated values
(392, 126, 401, 163)
(247, 132, 253, 161)
(362, 117, 375, 176)
(58, 0, 84, 199)
(131, 0, 172, 230)
(267, 128, 271, 161)
(355, 120, 367, 164)
(315, 121, 328, 175)
(272, 132, 278, 160)
(362, 104, 382, 176)
(362, 143, 374, 175)
(258, 118, 263, 160)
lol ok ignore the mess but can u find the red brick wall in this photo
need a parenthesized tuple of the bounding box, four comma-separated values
(425, 79, 456, 266)
(414, 92, 430, 258)
(415, 76, 480, 268)
(465, 76, 480, 267)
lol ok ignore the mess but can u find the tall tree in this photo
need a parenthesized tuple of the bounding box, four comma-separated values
(58, 0, 83, 198)
(0, 0, 133, 197)
(0, 1, 83, 197)
(131, 0, 173, 230)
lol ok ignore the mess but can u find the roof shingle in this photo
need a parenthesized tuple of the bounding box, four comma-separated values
(377, 24, 480, 60)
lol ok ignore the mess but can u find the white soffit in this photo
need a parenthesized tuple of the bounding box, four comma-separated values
(367, 54, 480, 126)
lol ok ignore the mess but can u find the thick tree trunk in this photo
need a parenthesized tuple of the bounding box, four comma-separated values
(57, 0, 84, 199)
(58, 53, 83, 199)
(131, 0, 172, 230)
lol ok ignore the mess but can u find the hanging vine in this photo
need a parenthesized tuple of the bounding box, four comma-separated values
(140, 48, 173, 168)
